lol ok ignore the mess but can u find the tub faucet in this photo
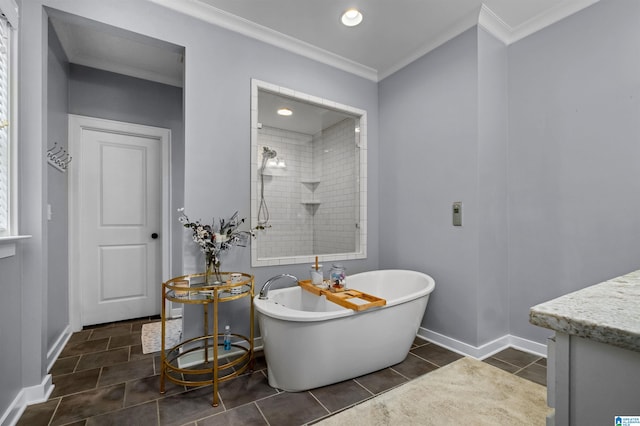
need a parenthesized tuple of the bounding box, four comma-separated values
(258, 274, 299, 299)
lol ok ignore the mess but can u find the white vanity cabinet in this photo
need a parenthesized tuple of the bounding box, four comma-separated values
(545, 332, 640, 425)
(530, 270, 640, 426)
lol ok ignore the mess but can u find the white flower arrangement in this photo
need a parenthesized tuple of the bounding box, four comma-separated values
(178, 208, 254, 281)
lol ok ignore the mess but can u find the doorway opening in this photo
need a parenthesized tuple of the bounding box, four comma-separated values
(47, 9, 185, 331)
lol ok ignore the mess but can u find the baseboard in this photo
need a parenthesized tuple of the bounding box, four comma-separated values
(0, 374, 54, 426)
(417, 327, 547, 360)
(0, 392, 24, 426)
(23, 374, 54, 405)
(507, 335, 548, 358)
(47, 325, 72, 373)
(2, 327, 70, 425)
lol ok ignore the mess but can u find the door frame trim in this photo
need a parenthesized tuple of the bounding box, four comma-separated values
(68, 114, 172, 331)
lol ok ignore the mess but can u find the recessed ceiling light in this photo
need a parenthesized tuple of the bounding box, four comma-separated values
(341, 8, 363, 27)
(277, 107, 293, 116)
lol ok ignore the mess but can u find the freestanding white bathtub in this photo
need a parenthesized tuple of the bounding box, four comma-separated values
(253, 269, 435, 391)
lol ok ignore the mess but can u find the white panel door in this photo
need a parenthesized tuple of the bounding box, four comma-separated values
(79, 128, 162, 325)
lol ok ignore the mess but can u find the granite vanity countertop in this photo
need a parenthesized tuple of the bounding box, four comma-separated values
(530, 269, 640, 353)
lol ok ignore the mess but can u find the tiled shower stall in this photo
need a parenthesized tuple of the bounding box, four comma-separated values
(256, 118, 359, 259)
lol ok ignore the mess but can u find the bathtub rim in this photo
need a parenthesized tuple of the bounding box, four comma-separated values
(254, 269, 434, 322)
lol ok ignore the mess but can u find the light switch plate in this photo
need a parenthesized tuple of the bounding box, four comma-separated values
(452, 202, 462, 226)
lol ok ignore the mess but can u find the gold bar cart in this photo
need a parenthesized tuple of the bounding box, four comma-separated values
(160, 272, 254, 406)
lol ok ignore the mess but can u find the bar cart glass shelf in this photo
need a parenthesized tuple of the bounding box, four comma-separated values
(160, 272, 254, 406)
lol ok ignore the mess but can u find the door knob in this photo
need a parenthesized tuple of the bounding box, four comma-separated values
(151, 233, 159, 239)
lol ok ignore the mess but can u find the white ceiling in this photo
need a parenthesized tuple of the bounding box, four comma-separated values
(49, 9, 185, 87)
(193, 0, 596, 79)
(258, 90, 355, 135)
(50, 0, 598, 86)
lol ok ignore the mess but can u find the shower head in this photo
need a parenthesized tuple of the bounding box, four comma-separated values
(262, 146, 277, 159)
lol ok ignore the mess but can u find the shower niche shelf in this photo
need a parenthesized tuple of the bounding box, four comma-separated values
(301, 180, 321, 207)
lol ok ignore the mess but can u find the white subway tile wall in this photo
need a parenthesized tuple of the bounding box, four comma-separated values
(257, 126, 313, 258)
(314, 119, 358, 254)
(256, 119, 358, 258)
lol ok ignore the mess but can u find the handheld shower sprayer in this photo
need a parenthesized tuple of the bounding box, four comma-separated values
(262, 146, 277, 160)
(258, 146, 278, 229)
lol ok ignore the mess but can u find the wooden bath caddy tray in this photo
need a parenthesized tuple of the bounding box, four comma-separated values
(298, 280, 386, 312)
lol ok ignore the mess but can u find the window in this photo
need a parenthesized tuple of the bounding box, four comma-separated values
(0, 4, 16, 242)
(0, 14, 11, 237)
(0, 0, 21, 258)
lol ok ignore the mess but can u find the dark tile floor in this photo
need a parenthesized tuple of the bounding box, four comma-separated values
(18, 317, 547, 426)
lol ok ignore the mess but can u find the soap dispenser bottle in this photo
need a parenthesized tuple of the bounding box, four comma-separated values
(223, 325, 231, 351)
(329, 263, 346, 291)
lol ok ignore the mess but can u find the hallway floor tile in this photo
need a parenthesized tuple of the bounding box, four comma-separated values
(17, 318, 547, 425)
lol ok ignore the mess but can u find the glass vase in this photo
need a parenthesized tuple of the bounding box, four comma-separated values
(205, 254, 222, 285)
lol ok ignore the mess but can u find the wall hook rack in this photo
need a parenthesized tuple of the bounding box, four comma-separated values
(47, 142, 71, 172)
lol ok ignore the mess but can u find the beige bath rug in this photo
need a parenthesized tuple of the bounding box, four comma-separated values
(140, 319, 182, 354)
(316, 357, 550, 426)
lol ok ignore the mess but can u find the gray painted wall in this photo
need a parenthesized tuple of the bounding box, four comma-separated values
(47, 20, 70, 354)
(8, 0, 379, 416)
(378, 27, 510, 347)
(8, 0, 639, 419)
(176, 17, 380, 288)
(477, 28, 508, 345)
(507, 0, 640, 342)
(380, 0, 640, 347)
(0, 255, 23, 420)
(19, 0, 50, 397)
(379, 28, 484, 345)
(0, 5, 23, 416)
(68, 64, 185, 278)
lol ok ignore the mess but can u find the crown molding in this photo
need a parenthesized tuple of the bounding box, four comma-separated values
(479, 1, 600, 45)
(478, 4, 513, 43)
(149, 0, 598, 82)
(148, 0, 378, 82)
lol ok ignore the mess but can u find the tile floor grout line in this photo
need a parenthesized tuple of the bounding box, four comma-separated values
(314, 384, 401, 425)
(351, 378, 375, 397)
(407, 352, 442, 369)
(24, 319, 547, 426)
(514, 359, 544, 377)
(486, 357, 546, 385)
(73, 354, 82, 375)
(311, 400, 363, 425)
(389, 366, 413, 381)
(46, 397, 62, 426)
(491, 356, 530, 371)
(253, 400, 271, 426)
(520, 359, 538, 370)
(235, 384, 281, 407)
(307, 389, 332, 417)
(154, 399, 161, 426)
